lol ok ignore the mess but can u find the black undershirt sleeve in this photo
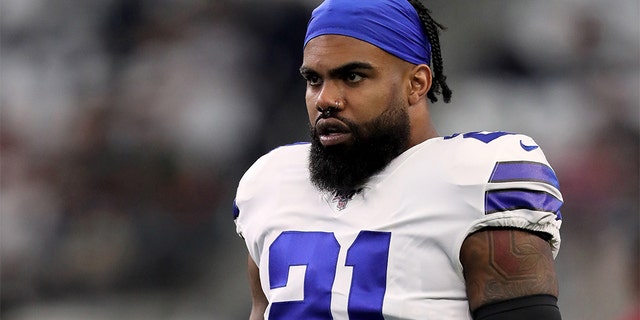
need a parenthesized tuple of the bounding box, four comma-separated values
(473, 294, 562, 320)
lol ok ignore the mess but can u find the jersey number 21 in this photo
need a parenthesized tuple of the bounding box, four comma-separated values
(269, 230, 391, 319)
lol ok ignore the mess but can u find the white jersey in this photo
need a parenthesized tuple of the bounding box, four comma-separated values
(233, 131, 563, 320)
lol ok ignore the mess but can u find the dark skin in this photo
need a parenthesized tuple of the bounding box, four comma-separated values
(461, 229, 559, 311)
(246, 35, 559, 319)
(248, 256, 268, 320)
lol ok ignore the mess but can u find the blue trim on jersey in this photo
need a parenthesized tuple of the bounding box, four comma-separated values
(464, 131, 514, 143)
(286, 141, 311, 146)
(233, 200, 240, 219)
(485, 189, 563, 216)
(489, 161, 560, 189)
(443, 131, 515, 144)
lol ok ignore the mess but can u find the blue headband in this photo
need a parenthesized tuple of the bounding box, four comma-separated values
(304, 0, 431, 65)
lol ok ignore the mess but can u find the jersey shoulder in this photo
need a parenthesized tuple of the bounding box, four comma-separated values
(419, 130, 562, 210)
(239, 142, 309, 184)
(234, 142, 310, 216)
(238, 142, 309, 191)
(434, 131, 563, 251)
(438, 131, 551, 165)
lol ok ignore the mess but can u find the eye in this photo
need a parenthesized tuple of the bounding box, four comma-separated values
(304, 74, 322, 86)
(346, 72, 363, 83)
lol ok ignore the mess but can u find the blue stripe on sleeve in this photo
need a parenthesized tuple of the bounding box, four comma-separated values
(489, 161, 560, 189)
(485, 189, 563, 217)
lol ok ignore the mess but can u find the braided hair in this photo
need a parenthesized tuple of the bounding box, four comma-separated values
(407, 0, 452, 103)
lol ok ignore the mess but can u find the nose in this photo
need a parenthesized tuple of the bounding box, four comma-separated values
(315, 81, 344, 114)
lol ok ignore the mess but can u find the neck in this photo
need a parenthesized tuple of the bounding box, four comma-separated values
(407, 103, 438, 148)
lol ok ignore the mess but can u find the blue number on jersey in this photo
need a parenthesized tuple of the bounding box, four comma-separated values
(269, 231, 391, 319)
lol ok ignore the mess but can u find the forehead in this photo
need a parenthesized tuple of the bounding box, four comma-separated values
(302, 35, 399, 70)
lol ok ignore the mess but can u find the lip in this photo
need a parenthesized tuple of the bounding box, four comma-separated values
(315, 118, 352, 146)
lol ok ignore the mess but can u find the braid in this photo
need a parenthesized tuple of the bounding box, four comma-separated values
(406, 0, 452, 103)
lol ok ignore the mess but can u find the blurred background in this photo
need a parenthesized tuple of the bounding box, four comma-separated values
(1, 0, 638, 319)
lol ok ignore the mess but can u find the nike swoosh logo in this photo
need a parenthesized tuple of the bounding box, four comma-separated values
(520, 140, 539, 151)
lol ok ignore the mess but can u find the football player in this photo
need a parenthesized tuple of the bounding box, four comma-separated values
(234, 0, 563, 319)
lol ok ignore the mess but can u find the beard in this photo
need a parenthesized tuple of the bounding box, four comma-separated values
(309, 102, 410, 195)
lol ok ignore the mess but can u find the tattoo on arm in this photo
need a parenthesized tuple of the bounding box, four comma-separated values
(461, 229, 559, 311)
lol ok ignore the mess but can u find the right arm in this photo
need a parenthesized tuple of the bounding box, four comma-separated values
(460, 228, 561, 319)
(248, 255, 268, 320)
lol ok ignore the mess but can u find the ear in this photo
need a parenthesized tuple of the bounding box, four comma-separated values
(407, 64, 432, 106)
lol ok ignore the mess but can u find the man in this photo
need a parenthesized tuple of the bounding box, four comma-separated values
(233, 0, 563, 319)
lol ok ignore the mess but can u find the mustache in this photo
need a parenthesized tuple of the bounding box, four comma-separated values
(315, 113, 353, 127)
(316, 111, 335, 123)
(313, 115, 359, 140)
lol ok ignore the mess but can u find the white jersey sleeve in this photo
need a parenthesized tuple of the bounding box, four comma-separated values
(484, 137, 562, 245)
(437, 132, 562, 259)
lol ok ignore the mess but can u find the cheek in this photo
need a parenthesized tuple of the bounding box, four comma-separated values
(353, 91, 394, 121)
(305, 92, 318, 125)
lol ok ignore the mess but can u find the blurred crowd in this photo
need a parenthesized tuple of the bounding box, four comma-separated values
(1, 0, 638, 319)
